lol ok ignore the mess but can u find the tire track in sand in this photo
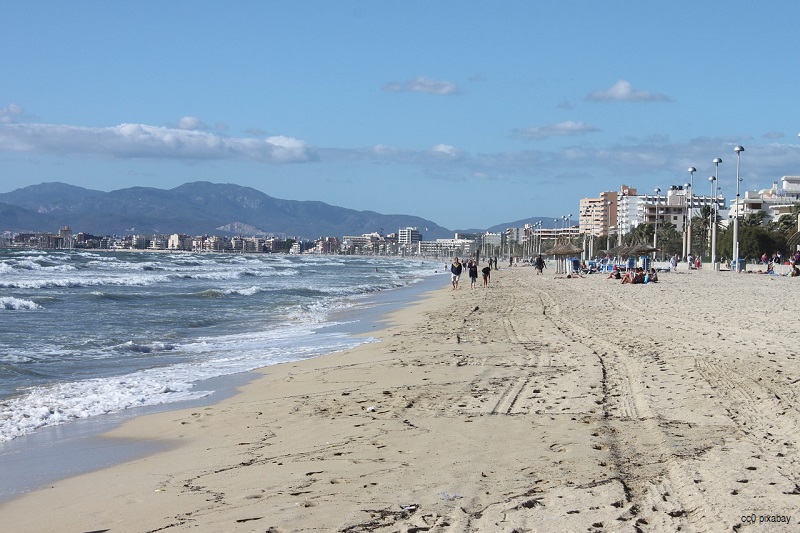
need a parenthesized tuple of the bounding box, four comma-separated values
(537, 288, 724, 531)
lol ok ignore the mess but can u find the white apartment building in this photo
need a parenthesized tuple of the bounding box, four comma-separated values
(418, 238, 476, 258)
(580, 186, 706, 239)
(168, 233, 193, 251)
(728, 176, 800, 222)
(398, 227, 422, 246)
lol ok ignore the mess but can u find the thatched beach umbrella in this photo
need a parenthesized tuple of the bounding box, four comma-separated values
(548, 243, 583, 273)
(608, 245, 632, 258)
(544, 245, 565, 256)
(629, 243, 659, 256)
(559, 243, 584, 256)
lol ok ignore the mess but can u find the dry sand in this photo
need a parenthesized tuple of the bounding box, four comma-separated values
(2, 265, 799, 532)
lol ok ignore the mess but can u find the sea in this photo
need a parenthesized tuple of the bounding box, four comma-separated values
(0, 249, 442, 446)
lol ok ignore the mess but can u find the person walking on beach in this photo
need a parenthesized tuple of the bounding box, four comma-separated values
(451, 257, 463, 290)
(481, 264, 491, 287)
(534, 254, 545, 275)
(468, 260, 478, 289)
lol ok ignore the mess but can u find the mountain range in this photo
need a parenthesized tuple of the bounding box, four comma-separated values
(0, 182, 552, 240)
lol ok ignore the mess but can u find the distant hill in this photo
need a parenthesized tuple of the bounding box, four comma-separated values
(0, 202, 57, 232)
(0, 182, 454, 239)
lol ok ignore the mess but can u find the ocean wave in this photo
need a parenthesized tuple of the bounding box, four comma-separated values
(0, 297, 41, 311)
(0, 274, 170, 289)
(227, 286, 265, 296)
(6, 259, 77, 272)
(188, 289, 227, 299)
(114, 341, 176, 354)
(0, 328, 371, 442)
(88, 291, 144, 301)
(0, 373, 209, 442)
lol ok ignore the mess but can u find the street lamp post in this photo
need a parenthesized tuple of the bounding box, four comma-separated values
(711, 157, 722, 269)
(687, 167, 696, 264)
(654, 188, 661, 256)
(733, 145, 745, 272)
(709, 175, 717, 267)
(589, 206, 595, 260)
(683, 182, 691, 261)
(536, 221, 542, 255)
(581, 208, 588, 260)
(540, 221, 544, 254)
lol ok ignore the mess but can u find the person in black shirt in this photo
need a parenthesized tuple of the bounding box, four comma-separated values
(450, 257, 463, 290)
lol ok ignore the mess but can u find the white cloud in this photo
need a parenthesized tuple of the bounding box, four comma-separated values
(0, 103, 24, 124)
(264, 135, 313, 163)
(371, 144, 400, 156)
(512, 121, 601, 141)
(0, 122, 314, 163)
(382, 76, 459, 95)
(430, 144, 462, 158)
(586, 80, 671, 102)
(177, 116, 206, 130)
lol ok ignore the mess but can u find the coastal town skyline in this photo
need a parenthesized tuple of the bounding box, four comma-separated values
(2, 2, 800, 230)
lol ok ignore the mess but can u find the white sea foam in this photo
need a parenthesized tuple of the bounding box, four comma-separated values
(226, 286, 265, 296)
(0, 297, 41, 311)
(0, 326, 372, 442)
(0, 273, 170, 289)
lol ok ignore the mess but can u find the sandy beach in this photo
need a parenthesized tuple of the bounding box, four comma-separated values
(2, 264, 799, 532)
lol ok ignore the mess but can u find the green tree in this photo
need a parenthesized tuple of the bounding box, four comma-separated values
(656, 221, 682, 258)
(622, 223, 653, 246)
(281, 239, 296, 253)
(690, 206, 713, 259)
(721, 225, 786, 262)
(742, 210, 768, 227)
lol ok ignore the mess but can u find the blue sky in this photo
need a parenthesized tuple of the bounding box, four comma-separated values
(2, 2, 799, 230)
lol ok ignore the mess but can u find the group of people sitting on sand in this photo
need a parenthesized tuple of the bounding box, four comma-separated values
(606, 266, 658, 284)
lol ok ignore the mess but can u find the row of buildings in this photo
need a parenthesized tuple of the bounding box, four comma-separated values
(4, 176, 799, 259)
(578, 176, 800, 239)
(1, 226, 493, 259)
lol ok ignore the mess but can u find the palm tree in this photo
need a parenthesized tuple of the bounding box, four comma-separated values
(656, 221, 682, 257)
(623, 223, 653, 246)
(742, 210, 769, 227)
(691, 206, 713, 259)
(767, 203, 800, 236)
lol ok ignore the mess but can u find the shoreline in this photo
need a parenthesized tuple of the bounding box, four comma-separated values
(2, 266, 799, 531)
(0, 269, 444, 503)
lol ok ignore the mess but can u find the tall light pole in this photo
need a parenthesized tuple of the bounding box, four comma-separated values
(709, 175, 717, 267)
(653, 188, 661, 253)
(733, 145, 745, 272)
(683, 182, 691, 260)
(568, 213, 573, 239)
(687, 167, 696, 263)
(581, 208, 589, 260)
(536, 221, 542, 254)
(711, 157, 722, 269)
(589, 206, 595, 260)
